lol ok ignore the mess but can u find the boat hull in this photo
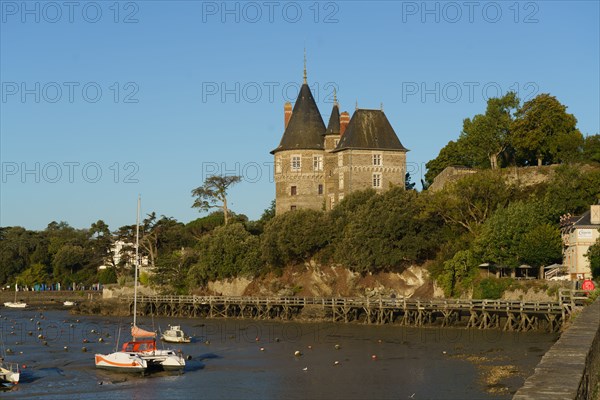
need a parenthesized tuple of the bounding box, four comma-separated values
(94, 353, 147, 372)
(3, 302, 27, 308)
(0, 365, 20, 385)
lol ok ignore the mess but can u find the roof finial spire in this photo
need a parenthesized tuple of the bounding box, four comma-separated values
(333, 87, 338, 105)
(355, 99, 358, 111)
(303, 48, 307, 84)
(381, 102, 384, 111)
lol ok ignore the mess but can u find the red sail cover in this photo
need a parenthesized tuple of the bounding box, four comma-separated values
(131, 325, 156, 338)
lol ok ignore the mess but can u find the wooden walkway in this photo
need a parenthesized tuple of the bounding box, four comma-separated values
(120, 290, 590, 332)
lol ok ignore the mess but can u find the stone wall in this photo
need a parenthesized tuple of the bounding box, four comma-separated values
(513, 297, 600, 400)
(274, 150, 325, 214)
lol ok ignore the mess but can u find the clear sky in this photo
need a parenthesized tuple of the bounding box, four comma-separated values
(1, 0, 599, 230)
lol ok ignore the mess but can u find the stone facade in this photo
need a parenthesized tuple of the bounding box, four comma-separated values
(272, 78, 407, 215)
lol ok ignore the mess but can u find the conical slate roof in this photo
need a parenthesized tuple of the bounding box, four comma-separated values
(271, 84, 325, 154)
(332, 109, 408, 152)
(324, 103, 340, 135)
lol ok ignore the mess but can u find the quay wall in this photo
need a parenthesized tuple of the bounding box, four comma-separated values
(0, 290, 100, 306)
(513, 298, 600, 400)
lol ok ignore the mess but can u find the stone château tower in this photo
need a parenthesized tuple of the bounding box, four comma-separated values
(271, 63, 408, 215)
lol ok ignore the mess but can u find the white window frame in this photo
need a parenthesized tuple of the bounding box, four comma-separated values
(291, 155, 301, 171)
(373, 173, 382, 188)
(339, 175, 344, 189)
(275, 156, 282, 173)
(373, 153, 382, 166)
(313, 155, 323, 171)
(338, 153, 343, 167)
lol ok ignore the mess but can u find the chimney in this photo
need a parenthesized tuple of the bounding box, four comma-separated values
(284, 102, 292, 129)
(591, 204, 600, 225)
(340, 111, 350, 135)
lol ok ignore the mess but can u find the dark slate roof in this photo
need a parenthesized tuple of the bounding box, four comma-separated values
(332, 109, 408, 153)
(324, 103, 340, 135)
(271, 84, 325, 154)
(571, 211, 600, 228)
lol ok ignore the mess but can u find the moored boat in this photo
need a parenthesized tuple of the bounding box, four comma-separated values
(161, 325, 191, 343)
(0, 361, 19, 386)
(4, 284, 27, 309)
(94, 197, 185, 373)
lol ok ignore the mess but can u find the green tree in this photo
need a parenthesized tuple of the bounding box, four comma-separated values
(52, 244, 88, 282)
(582, 134, 600, 163)
(405, 172, 416, 190)
(335, 188, 442, 273)
(518, 223, 562, 268)
(425, 170, 513, 234)
(191, 175, 242, 225)
(261, 209, 332, 269)
(474, 201, 552, 269)
(155, 248, 200, 294)
(585, 237, 600, 279)
(512, 94, 583, 166)
(88, 220, 112, 268)
(437, 249, 478, 297)
(18, 263, 50, 287)
(424, 139, 476, 184)
(460, 92, 519, 169)
(542, 165, 600, 219)
(188, 223, 262, 287)
(0, 227, 39, 283)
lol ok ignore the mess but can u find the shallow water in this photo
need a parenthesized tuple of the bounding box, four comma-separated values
(0, 308, 558, 399)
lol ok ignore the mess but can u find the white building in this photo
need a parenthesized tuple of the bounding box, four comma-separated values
(561, 204, 600, 280)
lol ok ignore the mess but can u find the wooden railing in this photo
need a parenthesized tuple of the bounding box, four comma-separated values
(122, 295, 565, 314)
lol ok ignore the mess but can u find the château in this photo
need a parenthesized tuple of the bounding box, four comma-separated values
(271, 65, 408, 215)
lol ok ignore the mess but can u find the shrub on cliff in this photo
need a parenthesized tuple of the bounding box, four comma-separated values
(261, 209, 332, 270)
(187, 223, 262, 287)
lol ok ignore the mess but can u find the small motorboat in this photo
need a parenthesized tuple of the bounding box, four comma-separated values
(63, 301, 76, 307)
(161, 325, 191, 343)
(0, 361, 20, 386)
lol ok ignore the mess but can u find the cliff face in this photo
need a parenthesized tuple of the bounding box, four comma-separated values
(200, 264, 432, 298)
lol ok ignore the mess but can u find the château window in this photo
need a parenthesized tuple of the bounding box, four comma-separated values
(373, 173, 382, 188)
(275, 157, 282, 173)
(339, 175, 344, 189)
(318, 184, 323, 195)
(334, 139, 339, 147)
(291, 155, 301, 171)
(291, 186, 297, 196)
(329, 195, 336, 209)
(338, 154, 343, 167)
(339, 194, 344, 201)
(290, 205, 297, 211)
(313, 155, 323, 171)
(373, 154, 382, 166)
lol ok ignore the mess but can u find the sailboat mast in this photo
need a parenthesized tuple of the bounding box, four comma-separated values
(133, 195, 140, 328)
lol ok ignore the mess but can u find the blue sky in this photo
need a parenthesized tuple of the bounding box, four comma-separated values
(1, 0, 599, 230)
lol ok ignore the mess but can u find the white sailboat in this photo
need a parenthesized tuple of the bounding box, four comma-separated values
(3, 284, 27, 309)
(1, 334, 20, 386)
(0, 362, 20, 386)
(95, 196, 185, 372)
